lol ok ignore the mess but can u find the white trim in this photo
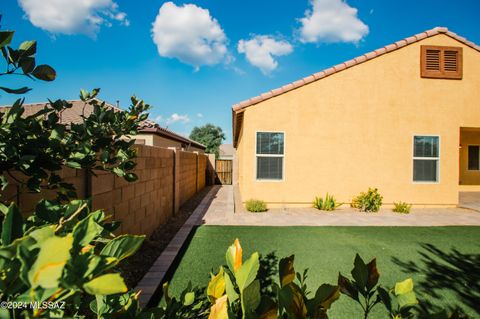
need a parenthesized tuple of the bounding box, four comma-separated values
(467, 144, 480, 171)
(255, 131, 285, 182)
(412, 135, 440, 184)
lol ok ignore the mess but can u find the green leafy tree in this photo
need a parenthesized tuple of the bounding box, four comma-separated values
(0, 25, 149, 202)
(0, 23, 150, 318)
(189, 124, 225, 156)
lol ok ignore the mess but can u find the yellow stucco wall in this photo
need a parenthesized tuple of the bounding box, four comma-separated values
(236, 34, 480, 207)
(136, 133, 205, 153)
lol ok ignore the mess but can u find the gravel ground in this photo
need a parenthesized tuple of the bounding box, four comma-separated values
(119, 186, 213, 288)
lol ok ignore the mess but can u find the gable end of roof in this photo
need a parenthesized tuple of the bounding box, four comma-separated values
(232, 27, 480, 113)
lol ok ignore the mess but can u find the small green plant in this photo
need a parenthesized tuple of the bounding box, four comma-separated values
(313, 193, 341, 211)
(339, 254, 418, 319)
(351, 188, 383, 213)
(245, 199, 267, 212)
(393, 202, 412, 214)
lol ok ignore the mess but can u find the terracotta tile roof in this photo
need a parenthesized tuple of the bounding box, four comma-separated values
(0, 99, 206, 150)
(232, 27, 480, 112)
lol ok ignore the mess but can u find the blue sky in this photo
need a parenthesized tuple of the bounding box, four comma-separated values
(1, 0, 480, 142)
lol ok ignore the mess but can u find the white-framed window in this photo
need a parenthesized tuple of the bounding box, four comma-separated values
(256, 132, 284, 180)
(468, 145, 480, 170)
(413, 136, 439, 182)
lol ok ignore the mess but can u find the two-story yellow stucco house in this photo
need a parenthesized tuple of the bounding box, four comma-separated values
(232, 27, 480, 208)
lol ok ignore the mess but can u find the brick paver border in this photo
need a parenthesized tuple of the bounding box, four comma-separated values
(134, 185, 220, 307)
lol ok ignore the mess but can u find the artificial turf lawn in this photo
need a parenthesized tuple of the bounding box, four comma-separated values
(167, 226, 480, 318)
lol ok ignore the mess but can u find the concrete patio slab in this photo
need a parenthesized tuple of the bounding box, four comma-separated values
(459, 191, 480, 212)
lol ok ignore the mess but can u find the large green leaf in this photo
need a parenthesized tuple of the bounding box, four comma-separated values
(32, 64, 56, 81)
(207, 267, 226, 302)
(0, 86, 31, 94)
(279, 255, 295, 288)
(241, 279, 261, 317)
(397, 291, 417, 308)
(377, 287, 392, 312)
(0, 31, 14, 48)
(83, 273, 128, 295)
(235, 252, 259, 292)
(337, 273, 359, 301)
(73, 214, 104, 248)
(1, 203, 24, 245)
(314, 284, 340, 310)
(224, 271, 239, 306)
(366, 258, 379, 290)
(395, 278, 417, 307)
(351, 254, 368, 292)
(394, 278, 414, 295)
(28, 234, 73, 288)
(19, 56, 35, 74)
(19, 40, 36, 56)
(100, 235, 145, 261)
(28, 225, 55, 245)
(280, 283, 307, 319)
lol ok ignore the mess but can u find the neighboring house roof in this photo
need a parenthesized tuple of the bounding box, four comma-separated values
(0, 99, 206, 150)
(219, 144, 234, 158)
(231, 27, 480, 147)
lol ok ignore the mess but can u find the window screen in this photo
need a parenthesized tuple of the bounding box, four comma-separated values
(256, 132, 284, 180)
(468, 145, 480, 170)
(413, 136, 439, 182)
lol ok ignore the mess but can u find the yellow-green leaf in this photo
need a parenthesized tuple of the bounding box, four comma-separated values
(184, 292, 195, 306)
(100, 235, 145, 261)
(83, 273, 128, 295)
(236, 252, 259, 292)
(208, 295, 228, 319)
(395, 278, 414, 295)
(28, 234, 73, 288)
(225, 238, 242, 273)
(207, 267, 226, 302)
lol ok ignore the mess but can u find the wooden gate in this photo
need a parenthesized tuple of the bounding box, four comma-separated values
(215, 160, 232, 185)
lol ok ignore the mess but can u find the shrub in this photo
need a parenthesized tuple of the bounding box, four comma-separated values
(313, 193, 341, 211)
(245, 199, 267, 212)
(393, 201, 412, 214)
(351, 188, 383, 212)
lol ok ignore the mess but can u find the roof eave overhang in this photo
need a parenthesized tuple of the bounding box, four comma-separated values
(139, 127, 206, 150)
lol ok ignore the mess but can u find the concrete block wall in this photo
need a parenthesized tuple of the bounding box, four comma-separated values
(1, 168, 86, 213)
(2, 145, 209, 237)
(92, 145, 176, 235)
(178, 151, 198, 207)
(197, 154, 207, 191)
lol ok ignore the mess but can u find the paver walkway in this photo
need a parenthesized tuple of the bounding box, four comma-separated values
(459, 191, 480, 211)
(202, 186, 480, 226)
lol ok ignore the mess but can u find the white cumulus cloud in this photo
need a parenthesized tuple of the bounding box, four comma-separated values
(17, 0, 129, 36)
(196, 113, 203, 118)
(237, 35, 293, 75)
(166, 113, 190, 125)
(299, 0, 369, 44)
(151, 2, 228, 69)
